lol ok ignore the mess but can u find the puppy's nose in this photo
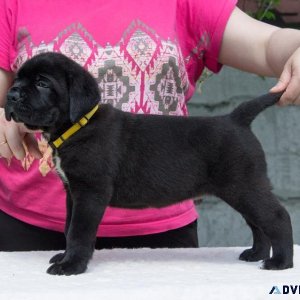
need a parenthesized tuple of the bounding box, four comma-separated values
(7, 87, 23, 103)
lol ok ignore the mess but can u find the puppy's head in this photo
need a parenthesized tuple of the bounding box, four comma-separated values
(5, 52, 100, 131)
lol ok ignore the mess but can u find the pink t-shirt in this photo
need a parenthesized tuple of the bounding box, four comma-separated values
(0, 0, 237, 237)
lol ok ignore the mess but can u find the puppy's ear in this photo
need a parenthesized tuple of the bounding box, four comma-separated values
(68, 69, 100, 123)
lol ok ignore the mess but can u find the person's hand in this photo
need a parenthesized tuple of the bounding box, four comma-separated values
(0, 108, 42, 161)
(270, 47, 300, 106)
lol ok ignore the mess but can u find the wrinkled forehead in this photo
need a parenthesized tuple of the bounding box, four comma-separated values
(17, 55, 66, 80)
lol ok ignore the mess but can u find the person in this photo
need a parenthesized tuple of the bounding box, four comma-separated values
(0, 0, 299, 251)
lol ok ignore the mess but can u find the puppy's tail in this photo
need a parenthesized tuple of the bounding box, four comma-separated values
(230, 92, 283, 127)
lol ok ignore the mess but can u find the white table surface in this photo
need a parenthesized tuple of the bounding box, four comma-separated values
(1, 246, 300, 300)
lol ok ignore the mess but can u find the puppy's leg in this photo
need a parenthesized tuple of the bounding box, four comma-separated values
(49, 188, 72, 264)
(47, 192, 108, 275)
(259, 197, 294, 270)
(239, 219, 271, 262)
(221, 188, 293, 270)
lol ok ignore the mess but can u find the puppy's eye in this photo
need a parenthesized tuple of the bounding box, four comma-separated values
(35, 80, 49, 88)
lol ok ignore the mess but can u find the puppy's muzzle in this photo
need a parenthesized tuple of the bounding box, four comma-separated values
(7, 87, 23, 103)
(5, 88, 30, 122)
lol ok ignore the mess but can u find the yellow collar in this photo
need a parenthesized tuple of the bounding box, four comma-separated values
(51, 105, 99, 149)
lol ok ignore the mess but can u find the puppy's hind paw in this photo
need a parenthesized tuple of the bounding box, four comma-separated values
(262, 257, 293, 270)
(239, 248, 270, 262)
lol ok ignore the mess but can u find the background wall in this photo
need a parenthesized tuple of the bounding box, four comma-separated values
(238, 0, 300, 27)
(187, 67, 300, 246)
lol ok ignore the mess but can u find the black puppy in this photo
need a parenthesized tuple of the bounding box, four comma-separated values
(5, 52, 293, 275)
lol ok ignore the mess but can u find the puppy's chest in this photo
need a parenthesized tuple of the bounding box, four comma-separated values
(53, 150, 69, 184)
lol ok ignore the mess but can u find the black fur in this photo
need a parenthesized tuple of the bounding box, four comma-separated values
(5, 52, 293, 275)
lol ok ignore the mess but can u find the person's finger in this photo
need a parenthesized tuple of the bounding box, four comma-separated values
(0, 134, 13, 159)
(270, 79, 288, 93)
(270, 63, 292, 104)
(5, 124, 26, 160)
(24, 133, 43, 159)
(279, 72, 300, 105)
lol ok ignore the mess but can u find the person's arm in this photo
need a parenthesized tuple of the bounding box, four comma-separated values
(0, 68, 42, 160)
(219, 7, 300, 105)
(0, 68, 14, 107)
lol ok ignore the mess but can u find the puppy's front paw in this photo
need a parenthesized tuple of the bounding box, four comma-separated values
(49, 252, 66, 264)
(47, 257, 88, 276)
(47, 249, 90, 275)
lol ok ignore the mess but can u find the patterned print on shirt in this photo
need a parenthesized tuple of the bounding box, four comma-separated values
(13, 20, 193, 175)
